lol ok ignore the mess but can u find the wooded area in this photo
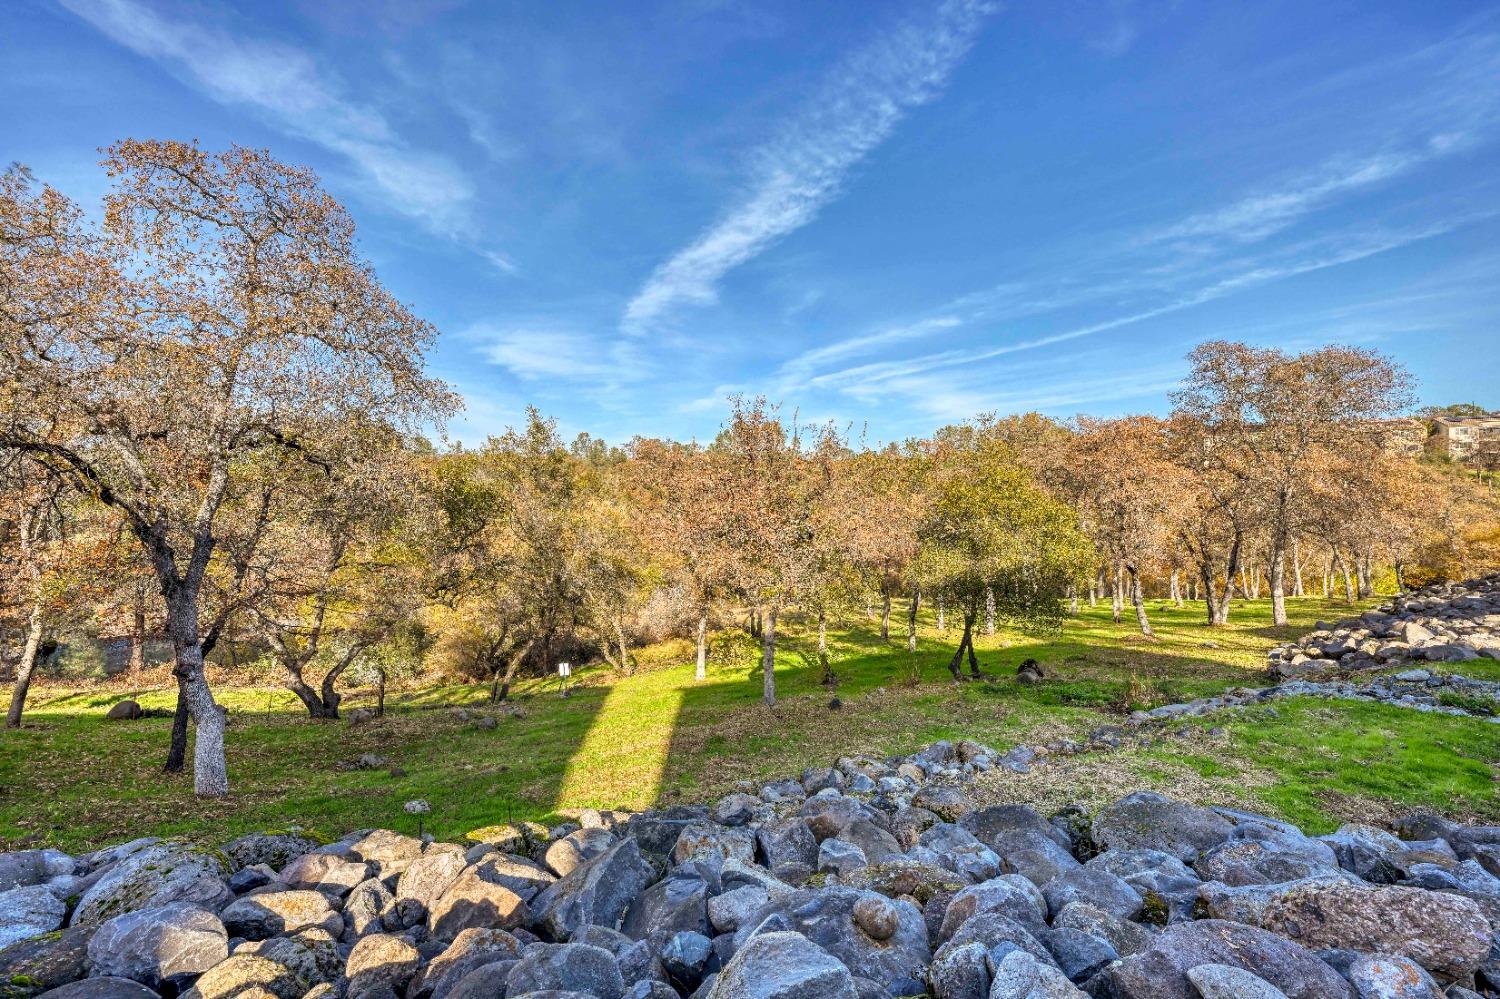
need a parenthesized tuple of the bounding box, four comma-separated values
(4, 143, 1499, 799)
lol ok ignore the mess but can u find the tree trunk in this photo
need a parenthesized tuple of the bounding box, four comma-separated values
(130, 581, 147, 673)
(375, 670, 386, 717)
(936, 597, 945, 632)
(695, 613, 707, 682)
(1394, 560, 1406, 595)
(159, 590, 228, 795)
(907, 590, 920, 653)
(1068, 584, 1079, 616)
(761, 606, 778, 706)
(1356, 554, 1373, 598)
(613, 616, 631, 675)
(1292, 541, 1305, 598)
(1334, 550, 1356, 603)
(165, 678, 189, 773)
(1111, 565, 1124, 624)
(984, 586, 995, 636)
(817, 610, 828, 658)
(1269, 547, 1289, 627)
(495, 640, 535, 703)
(318, 648, 359, 718)
(285, 667, 332, 718)
(1088, 579, 1098, 607)
(880, 589, 891, 642)
(1126, 566, 1153, 637)
(5, 604, 45, 728)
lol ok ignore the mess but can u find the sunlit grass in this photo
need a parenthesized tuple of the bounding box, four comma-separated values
(3, 595, 1495, 851)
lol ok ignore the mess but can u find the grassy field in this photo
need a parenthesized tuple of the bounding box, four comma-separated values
(3, 595, 1498, 853)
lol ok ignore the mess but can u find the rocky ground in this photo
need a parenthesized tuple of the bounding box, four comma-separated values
(5, 577, 1500, 999)
(3, 731, 1500, 999)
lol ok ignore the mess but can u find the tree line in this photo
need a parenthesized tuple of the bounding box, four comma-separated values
(4, 142, 1498, 798)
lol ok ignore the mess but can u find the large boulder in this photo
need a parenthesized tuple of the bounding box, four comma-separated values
(410, 928, 523, 999)
(0, 885, 68, 948)
(1090, 792, 1232, 862)
(277, 854, 370, 897)
(1214, 879, 1492, 980)
(425, 861, 529, 941)
(1346, 954, 1441, 999)
(72, 843, 229, 928)
(395, 849, 469, 909)
(1183, 964, 1291, 999)
(345, 933, 422, 997)
(220, 833, 319, 874)
(756, 819, 818, 875)
(0, 849, 74, 892)
(621, 871, 709, 940)
(1089, 919, 1352, 999)
(36, 978, 160, 999)
(530, 838, 656, 940)
(218, 890, 342, 940)
(672, 823, 756, 868)
(185, 952, 304, 999)
(505, 943, 624, 999)
(705, 931, 857, 999)
(543, 828, 616, 878)
(733, 887, 929, 988)
(0, 924, 96, 993)
(86, 903, 227, 991)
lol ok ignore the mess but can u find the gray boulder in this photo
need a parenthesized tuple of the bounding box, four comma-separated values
(221, 833, 319, 874)
(86, 903, 226, 991)
(622, 871, 709, 940)
(673, 823, 756, 868)
(345, 933, 422, 997)
(1183, 964, 1290, 999)
(277, 854, 370, 897)
(0, 923, 95, 993)
(757, 818, 818, 877)
(36, 978, 160, 999)
(1090, 792, 1232, 862)
(1346, 953, 1440, 998)
(505, 943, 625, 999)
(1090, 919, 1352, 999)
(443, 960, 518, 999)
(395, 849, 469, 909)
(410, 928, 523, 999)
(706, 931, 857, 999)
(218, 889, 342, 940)
(530, 838, 656, 940)
(733, 887, 930, 988)
(425, 861, 529, 941)
(544, 828, 617, 878)
(0, 885, 67, 948)
(928, 940, 988, 999)
(1040, 868, 1141, 921)
(72, 843, 230, 928)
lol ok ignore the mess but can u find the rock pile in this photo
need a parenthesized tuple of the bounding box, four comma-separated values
(1267, 574, 1500, 680)
(4, 738, 1500, 999)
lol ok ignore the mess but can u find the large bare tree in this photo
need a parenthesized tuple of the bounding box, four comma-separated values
(0, 143, 452, 795)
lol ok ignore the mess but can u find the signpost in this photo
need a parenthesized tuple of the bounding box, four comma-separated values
(557, 661, 571, 697)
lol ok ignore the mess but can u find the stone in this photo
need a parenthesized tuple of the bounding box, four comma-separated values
(242, 931, 340, 989)
(799, 797, 872, 842)
(713, 794, 763, 828)
(543, 827, 617, 878)
(913, 786, 974, 823)
(530, 838, 656, 940)
(1183, 964, 1291, 999)
(1039, 868, 1141, 921)
(410, 928, 523, 999)
(706, 932, 857, 999)
(709, 885, 771, 935)
(919, 824, 1001, 883)
(1345, 953, 1440, 999)
(442, 961, 517, 999)
(1093, 919, 1353, 999)
(36, 978, 161, 999)
(221, 834, 319, 874)
(852, 895, 901, 941)
(346, 829, 425, 870)
(218, 890, 342, 940)
(0, 885, 68, 948)
(0, 923, 95, 993)
(395, 849, 469, 909)
(1090, 791, 1233, 862)
(342, 878, 398, 938)
(72, 843, 230, 928)
(425, 861, 529, 941)
(1194, 839, 1343, 886)
(105, 701, 142, 721)
(660, 930, 713, 988)
(345, 934, 421, 996)
(928, 940, 988, 999)
(1051, 901, 1151, 958)
(623, 871, 709, 939)
(818, 838, 869, 878)
(757, 819, 818, 874)
(505, 943, 624, 999)
(673, 823, 756, 868)
(277, 854, 370, 898)
(733, 887, 930, 988)
(939, 877, 1046, 941)
(86, 903, 226, 991)
(986, 950, 1037, 999)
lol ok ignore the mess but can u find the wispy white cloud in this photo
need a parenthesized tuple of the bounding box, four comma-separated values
(473, 326, 651, 387)
(622, 0, 996, 331)
(60, 0, 476, 235)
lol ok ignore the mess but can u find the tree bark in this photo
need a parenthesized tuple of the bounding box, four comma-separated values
(1292, 541, 1305, 598)
(165, 675, 189, 773)
(694, 613, 707, 682)
(613, 616, 631, 675)
(5, 604, 45, 728)
(495, 639, 536, 703)
(1334, 549, 1356, 603)
(1269, 547, 1289, 627)
(1394, 559, 1406, 595)
(129, 581, 147, 673)
(1110, 564, 1124, 624)
(880, 588, 891, 642)
(1126, 566, 1153, 637)
(936, 597, 945, 632)
(984, 586, 995, 636)
(907, 589, 920, 653)
(285, 668, 331, 717)
(948, 601, 981, 679)
(761, 606, 778, 706)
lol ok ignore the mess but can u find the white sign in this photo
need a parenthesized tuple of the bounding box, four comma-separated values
(557, 662, 572, 678)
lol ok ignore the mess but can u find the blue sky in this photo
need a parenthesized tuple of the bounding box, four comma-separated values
(4, 0, 1498, 444)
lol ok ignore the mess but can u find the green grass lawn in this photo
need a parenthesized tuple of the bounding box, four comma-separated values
(3, 595, 1497, 852)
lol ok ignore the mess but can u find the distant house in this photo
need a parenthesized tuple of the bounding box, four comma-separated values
(1433, 414, 1500, 460)
(1373, 418, 1429, 457)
